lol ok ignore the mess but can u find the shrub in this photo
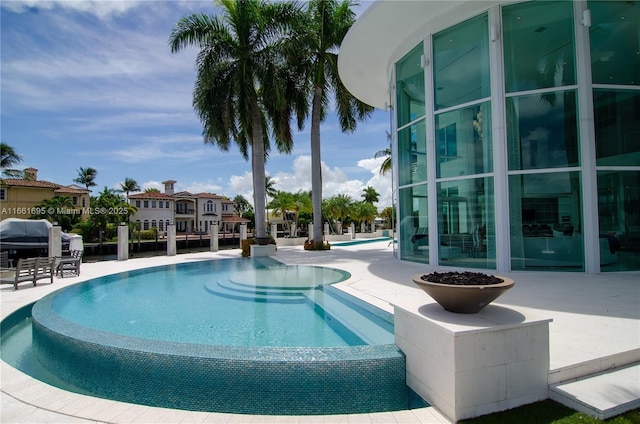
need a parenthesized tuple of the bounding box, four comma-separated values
(304, 240, 331, 251)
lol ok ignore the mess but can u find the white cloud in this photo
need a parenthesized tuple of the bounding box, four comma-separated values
(229, 155, 393, 211)
(3, 1, 144, 20)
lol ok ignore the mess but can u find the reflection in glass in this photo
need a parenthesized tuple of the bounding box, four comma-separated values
(589, 0, 640, 86)
(433, 14, 490, 110)
(398, 120, 427, 186)
(503, 1, 575, 93)
(597, 171, 640, 271)
(507, 91, 579, 170)
(509, 172, 583, 271)
(436, 102, 492, 178)
(399, 184, 429, 263)
(593, 89, 640, 166)
(437, 177, 495, 269)
(396, 43, 425, 127)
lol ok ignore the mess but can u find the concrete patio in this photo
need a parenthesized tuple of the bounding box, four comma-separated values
(2, 239, 639, 423)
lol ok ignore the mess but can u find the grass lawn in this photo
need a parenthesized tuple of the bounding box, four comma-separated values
(459, 400, 640, 424)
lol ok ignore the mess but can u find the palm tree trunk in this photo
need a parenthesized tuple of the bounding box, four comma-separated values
(311, 86, 324, 245)
(251, 103, 268, 241)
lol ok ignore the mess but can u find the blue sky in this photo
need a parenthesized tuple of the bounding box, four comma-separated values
(1, 0, 392, 208)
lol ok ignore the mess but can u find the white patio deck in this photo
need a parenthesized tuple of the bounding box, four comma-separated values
(2, 240, 639, 423)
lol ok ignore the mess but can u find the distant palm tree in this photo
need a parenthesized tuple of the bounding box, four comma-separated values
(323, 194, 353, 233)
(170, 0, 301, 243)
(374, 131, 392, 176)
(119, 178, 141, 198)
(144, 188, 160, 193)
(1, 142, 24, 178)
(74, 167, 97, 190)
(292, 0, 373, 247)
(361, 186, 380, 204)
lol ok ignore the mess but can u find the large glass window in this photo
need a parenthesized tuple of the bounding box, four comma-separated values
(399, 184, 428, 263)
(593, 89, 640, 166)
(510, 172, 583, 271)
(433, 14, 490, 110)
(396, 43, 425, 127)
(398, 120, 427, 186)
(437, 177, 495, 269)
(503, 1, 576, 93)
(506, 91, 579, 170)
(436, 102, 492, 178)
(589, 1, 640, 86)
(597, 171, 640, 271)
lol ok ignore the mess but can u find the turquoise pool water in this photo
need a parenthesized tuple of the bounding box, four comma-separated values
(1, 257, 417, 415)
(46, 257, 389, 347)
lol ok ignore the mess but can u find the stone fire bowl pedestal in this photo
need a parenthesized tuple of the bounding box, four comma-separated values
(411, 275, 515, 314)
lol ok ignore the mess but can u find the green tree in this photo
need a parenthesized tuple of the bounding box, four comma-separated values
(350, 201, 378, 232)
(74, 167, 98, 190)
(1, 143, 24, 178)
(170, 0, 301, 243)
(380, 206, 395, 229)
(144, 188, 160, 193)
(374, 131, 392, 176)
(31, 196, 80, 232)
(361, 186, 379, 204)
(323, 193, 353, 233)
(268, 190, 296, 235)
(233, 195, 253, 215)
(293, 0, 373, 246)
(119, 178, 141, 198)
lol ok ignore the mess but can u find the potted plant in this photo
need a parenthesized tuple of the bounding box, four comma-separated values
(412, 271, 514, 314)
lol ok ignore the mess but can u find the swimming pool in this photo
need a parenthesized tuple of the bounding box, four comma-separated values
(3, 257, 416, 415)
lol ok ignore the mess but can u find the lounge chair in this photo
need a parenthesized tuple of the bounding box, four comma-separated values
(56, 250, 83, 277)
(0, 257, 37, 289)
(1, 251, 14, 269)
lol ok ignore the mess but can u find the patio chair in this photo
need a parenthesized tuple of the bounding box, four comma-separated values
(56, 250, 83, 278)
(0, 257, 37, 290)
(1, 251, 14, 269)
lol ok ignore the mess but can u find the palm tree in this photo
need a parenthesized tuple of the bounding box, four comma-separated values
(119, 178, 141, 198)
(323, 193, 353, 233)
(170, 0, 301, 243)
(374, 131, 392, 176)
(144, 188, 161, 193)
(350, 201, 378, 233)
(361, 186, 379, 204)
(74, 167, 97, 190)
(293, 0, 373, 247)
(1, 142, 24, 178)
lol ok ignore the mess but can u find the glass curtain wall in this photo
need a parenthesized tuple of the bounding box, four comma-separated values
(503, 1, 584, 271)
(393, 0, 639, 273)
(433, 13, 495, 269)
(590, 0, 640, 271)
(396, 43, 428, 263)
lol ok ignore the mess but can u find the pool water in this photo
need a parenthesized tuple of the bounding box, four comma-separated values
(1, 257, 418, 415)
(46, 256, 392, 347)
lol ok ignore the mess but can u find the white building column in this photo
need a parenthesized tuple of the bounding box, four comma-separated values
(239, 223, 247, 244)
(210, 224, 219, 252)
(167, 224, 176, 256)
(117, 223, 128, 261)
(48, 224, 61, 258)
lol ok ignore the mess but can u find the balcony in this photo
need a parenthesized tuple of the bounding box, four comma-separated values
(175, 208, 195, 217)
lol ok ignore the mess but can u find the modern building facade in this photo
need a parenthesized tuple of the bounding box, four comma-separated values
(339, 0, 639, 273)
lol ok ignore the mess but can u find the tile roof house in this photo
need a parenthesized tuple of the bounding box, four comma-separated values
(127, 180, 249, 234)
(0, 168, 91, 220)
